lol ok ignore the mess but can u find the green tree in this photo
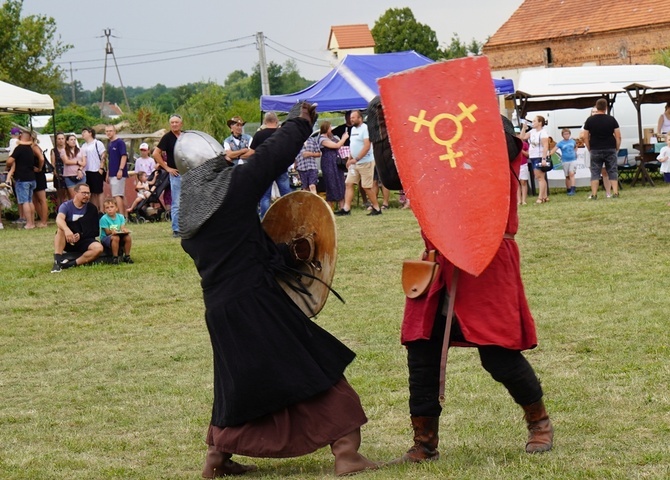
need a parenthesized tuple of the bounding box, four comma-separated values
(653, 48, 670, 67)
(124, 105, 168, 134)
(248, 60, 313, 98)
(279, 60, 312, 94)
(0, 0, 71, 95)
(224, 70, 248, 86)
(371, 7, 441, 60)
(43, 104, 102, 133)
(178, 83, 231, 141)
(91, 83, 126, 107)
(249, 61, 284, 97)
(441, 34, 482, 60)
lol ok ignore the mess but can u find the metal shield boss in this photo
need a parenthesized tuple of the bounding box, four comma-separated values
(378, 56, 510, 276)
(262, 191, 338, 317)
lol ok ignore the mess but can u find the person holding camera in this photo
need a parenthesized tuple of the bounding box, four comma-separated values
(520, 116, 550, 203)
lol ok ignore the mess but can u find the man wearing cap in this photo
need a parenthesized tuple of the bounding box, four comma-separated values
(153, 114, 183, 238)
(8, 127, 22, 154)
(222, 116, 252, 166)
(134, 143, 156, 177)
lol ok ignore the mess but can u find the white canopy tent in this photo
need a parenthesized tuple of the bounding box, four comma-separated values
(0, 81, 55, 182)
(0, 80, 54, 115)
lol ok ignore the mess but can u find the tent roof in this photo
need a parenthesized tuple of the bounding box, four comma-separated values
(623, 81, 670, 105)
(261, 52, 514, 112)
(0, 80, 54, 114)
(260, 51, 434, 112)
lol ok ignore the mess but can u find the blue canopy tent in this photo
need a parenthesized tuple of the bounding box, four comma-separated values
(260, 51, 514, 112)
(493, 78, 514, 95)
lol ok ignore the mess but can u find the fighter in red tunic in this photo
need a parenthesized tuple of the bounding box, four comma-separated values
(368, 95, 554, 462)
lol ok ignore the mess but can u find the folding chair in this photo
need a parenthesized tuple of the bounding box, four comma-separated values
(616, 148, 635, 185)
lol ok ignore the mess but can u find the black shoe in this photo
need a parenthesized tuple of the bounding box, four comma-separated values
(123, 255, 134, 264)
(112, 256, 120, 265)
(335, 209, 351, 216)
(60, 258, 76, 269)
(51, 260, 62, 273)
(367, 207, 382, 216)
(172, 231, 181, 238)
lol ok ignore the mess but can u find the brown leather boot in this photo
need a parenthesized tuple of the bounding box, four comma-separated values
(202, 446, 258, 478)
(389, 416, 439, 463)
(522, 399, 554, 453)
(330, 428, 380, 476)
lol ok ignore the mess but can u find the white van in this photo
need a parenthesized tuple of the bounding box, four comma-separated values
(518, 65, 670, 151)
(514, 65, 670, 186)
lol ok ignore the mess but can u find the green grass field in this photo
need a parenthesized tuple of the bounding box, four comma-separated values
(1, 185, 669, 479)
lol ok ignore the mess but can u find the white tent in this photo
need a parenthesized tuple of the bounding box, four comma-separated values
(0, 80, 54, 114)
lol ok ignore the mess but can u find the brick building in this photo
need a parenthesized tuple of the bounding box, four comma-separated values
(483, 0, 670, 83)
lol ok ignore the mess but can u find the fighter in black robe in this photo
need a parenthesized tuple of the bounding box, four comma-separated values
(179, 104, 380, 477)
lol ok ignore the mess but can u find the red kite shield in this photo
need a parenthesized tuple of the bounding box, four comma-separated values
(378, 56, 509, 276)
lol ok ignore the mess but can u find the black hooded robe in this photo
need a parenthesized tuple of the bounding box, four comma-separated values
(180, 118, 366, 456)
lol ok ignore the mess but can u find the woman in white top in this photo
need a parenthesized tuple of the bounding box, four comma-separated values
(520, 116, 550, 203)
(657, 103, 670, 135)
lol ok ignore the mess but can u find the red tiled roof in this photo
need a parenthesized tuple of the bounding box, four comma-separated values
(486, 0, 670, 47)
(329, 24, 375, 49)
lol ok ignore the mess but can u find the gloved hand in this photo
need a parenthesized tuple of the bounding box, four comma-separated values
(288, 101, 318, 128)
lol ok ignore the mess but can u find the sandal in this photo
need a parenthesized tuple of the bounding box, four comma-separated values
(381, 204, 389, 210)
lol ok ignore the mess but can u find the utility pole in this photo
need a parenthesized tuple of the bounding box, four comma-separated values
(256, 32, 270, 96)
(100, 28, 131, 115)
(69, 62, 76, 104)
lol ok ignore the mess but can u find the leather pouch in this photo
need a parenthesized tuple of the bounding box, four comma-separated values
(402, 250, 439, 298)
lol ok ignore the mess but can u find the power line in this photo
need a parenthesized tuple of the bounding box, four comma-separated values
(264, 44, 332, 68)
(264, 36, 332, 65)
(57, 35, 255, 65)
(74, 43, 256, 71)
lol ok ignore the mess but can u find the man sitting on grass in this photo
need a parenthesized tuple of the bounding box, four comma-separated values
(52, 183, 103, 273)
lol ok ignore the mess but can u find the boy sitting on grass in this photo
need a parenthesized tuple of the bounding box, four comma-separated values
(100, 197, 133, 264)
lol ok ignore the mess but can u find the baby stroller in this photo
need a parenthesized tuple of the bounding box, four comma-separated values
(128, 169, 170, 223)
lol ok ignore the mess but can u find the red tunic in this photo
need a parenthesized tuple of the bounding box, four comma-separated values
(401, 153, 537, 351)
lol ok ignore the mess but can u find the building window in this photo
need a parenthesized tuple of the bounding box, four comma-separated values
(545, 48, 553, 66)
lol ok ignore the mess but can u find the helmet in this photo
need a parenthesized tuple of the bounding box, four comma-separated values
(174, 130, 225, 175)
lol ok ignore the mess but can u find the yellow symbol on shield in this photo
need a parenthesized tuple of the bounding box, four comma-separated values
(409, 103, 478, 167)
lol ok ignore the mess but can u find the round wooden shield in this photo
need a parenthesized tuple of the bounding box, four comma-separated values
(262, 191, 338, 317)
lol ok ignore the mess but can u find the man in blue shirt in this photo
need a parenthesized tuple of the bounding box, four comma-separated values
(51, 183, 103, 272)
(105, 124, 128, 213)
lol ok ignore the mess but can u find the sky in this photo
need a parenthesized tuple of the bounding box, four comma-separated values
(23, 0, 525, 92)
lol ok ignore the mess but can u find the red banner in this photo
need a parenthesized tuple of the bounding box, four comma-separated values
(378, 56, 510, 276)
